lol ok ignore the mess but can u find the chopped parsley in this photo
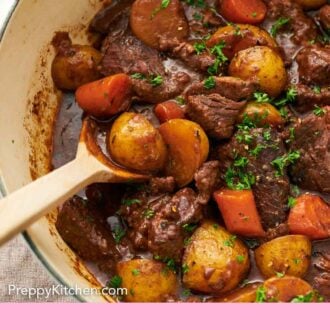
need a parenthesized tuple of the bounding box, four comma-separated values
(122, 198, 142, 206)
(255, 286, 267, 302)
(287, 196, 297, 208)
(112, 227, 126, 244)
(182, 263, 189, 274)
(183, 223, 198, 233)
(313, 86, 321, 94)
(263, 129, 272, 141)
(213, 223, 220, 230)
(224, 235, 237, 248)
(155, 256, 177, 273)
(279, 107, 289, 120)
(185, 0, 206, 8)
(107, 275, 122, 289)
(236, 255, 245, 264)
(210, 41, 228, 63)
(276, 271, 285, 278)
(193, 12, 203, 21)
(131, 269, 140, 276)
(149, 75, 163, 87)
(131, 73, 146, 80)
(291, 292, 314, 303)
(251, 12, 257, 17)
(204, 76, 216, 89)
(182, 289, 191, 297)
(270, 17, 290, 37)
(293, 258, 301, 265)
(271, 151, 301, 177)
(151, 0, 171, 18)
(286, 127, 295, 143)
(184, 237, 192, 246)
(250, 144, 266, 157)
(274, 87, 297, 107)
(143, 208, 155, 220)
(194, 41, 206, 55)
(176, 96, 186, 105)
(254, 92, 271, 103)
(313, 105, 325, 117)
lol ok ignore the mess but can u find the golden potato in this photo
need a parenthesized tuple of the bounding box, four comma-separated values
(206, 24, 278, 60)
(159, 119, 209, 187)
(117, 259, 178, 302)
(208, 282, 262, 302)
(255, 235, 311, 279)
(263, 276, 316, 302)
(294, 0, 327, 10)
(182, 222, 250, 294)
(109, 112, 167, 172)
(229, 46, 287, 97)
(52, 45, 102, 90)
(238, 102, 284, 127)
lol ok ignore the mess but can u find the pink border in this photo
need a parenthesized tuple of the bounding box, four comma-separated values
(1, 303, 329, 329)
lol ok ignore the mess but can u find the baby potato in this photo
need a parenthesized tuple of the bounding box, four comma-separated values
(294, 0, 327, 10)
(52, 45, 102, 90)
(109, 112, 167, 173)
(159, 119, 209, 187)
(229, 46, 287, 97)
(238, 102, 284, 127)
(206, 24, 278, 60)
(130, 0, 189, 49)
(182, 222, 250, 294)
(208, 282, 261, 302)
(117, 259, 178, 302)
(263, 276, 316, 302)
(255, 235, 311, 279)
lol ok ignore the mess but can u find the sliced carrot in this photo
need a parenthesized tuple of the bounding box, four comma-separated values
(75, 73, 132, 118)
(219, 0, 267, 25)
(288, 194, 330, 240)
(214, 189, 266, 237)
(154, 101, 185, 123)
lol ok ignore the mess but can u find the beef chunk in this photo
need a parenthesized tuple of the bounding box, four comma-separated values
(187, 94, 246, 139)
(148, 188, 203, 261)
(266, 0, 318, 45)
(89, 0, 134, 34)
(159, 38, 217, 73)
(296, 46, 330, 87)
(320, 5, 330, 31)
(56, 196, 121, 273)
(185, 76, 258, 101)
(216, 128, 290, 229)
(295, 84, 330, 113)
(289, 108, 330, 194)
(149, 177, 176, 195)
(185, 77, 257, 140)
(194, 161, 222, 204)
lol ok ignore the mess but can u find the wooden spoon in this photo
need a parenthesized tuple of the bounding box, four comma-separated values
(0, 117, 149, 246)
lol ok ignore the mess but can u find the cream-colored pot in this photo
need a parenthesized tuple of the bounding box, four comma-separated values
(0, 0, 112, 302)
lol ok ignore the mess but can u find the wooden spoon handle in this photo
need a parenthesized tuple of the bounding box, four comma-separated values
(0, 156, 108, 246)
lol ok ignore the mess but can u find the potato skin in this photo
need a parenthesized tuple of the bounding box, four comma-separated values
(263, 276, 316, 302)
(52, 45, 102, 90)
(207, 24, 278, 60)
(117, 259, 178, 302)
(159, 119, 209, 187)
(109, 112, 167, 172)
(229, 46, 287, 97)
(238, 102, 284, 127)
(294, 0, 327, 10)
(130, 0, 189, 49)
(182, 222, 250, 294)
(255, 235, 311, 279)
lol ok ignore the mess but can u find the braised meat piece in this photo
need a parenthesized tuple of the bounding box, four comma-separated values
(319, 5, 330, 31)
(149, 177, 176, 195)
(216, 128, 290, 229)
(194, 161, 222, 204)
(185, 77, 258, 140)
(289, 108, 330, 194)
(56, 196, 121, 273)
(266, 0, 318, 45)
(296, 46, 330, 87)
(187, 94, 246, 139)
(148, 188, 203, 262)
(295, 84, 330, 113)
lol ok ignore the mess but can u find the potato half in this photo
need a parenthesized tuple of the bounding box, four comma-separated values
(116, 259, 178, 302)
(255, 235, 311, 279)
(182, 222, 250, 294)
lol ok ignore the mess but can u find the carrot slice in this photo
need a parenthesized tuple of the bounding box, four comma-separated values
(214, 189, 266, 237)
(288, 194, 330, 240)
(154, 101, 185, 123)
(219, 0, 267, 25)
(75, 73, 132, 118)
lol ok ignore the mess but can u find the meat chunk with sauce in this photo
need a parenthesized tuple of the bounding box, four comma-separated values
(215, 128, 290, 230)
(289, 108, 330, 194)
(319, 4, 330, 31)
(185, 77, 258, 140)
(296, 46, 330, 87)
(56, 196, 122, 274)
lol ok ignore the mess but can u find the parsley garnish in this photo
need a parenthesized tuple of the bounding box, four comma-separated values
(313, 86, 321, 94)
(250, 144, 266, 157)
(210, 41, 228, 63)
(183, 223, 198, 233)
(193, 12, 203, 21)
(271, 151, 301, 177)
(194, 41, 206, 55)
(270, 17, 290, 37)
(287, 196, 297, 208)
(122, 199, 142, 206)
(236, 255, 245, 264)
(213, 224, 220, 229)
(176, 96, 186, 105)
(204, 76, 216, 89)
(151, 0, 171, 18)
(263, 130, 271, 141)
(132, 269, 140, 276)
(313, 105, 325, 117)
(276, 271, 285, 278)
(291, 292, 314, 303)
(274, 87, 297, 107)
(182, 263, 189, 274)
(224, 235, 237, 248)
(255, 286, 267, 302)
(112, 226, 126, 244)
(254, 92, 271, 103)
(293, 258, 301, 265)
(143, 208, 155, 219)
(107, 275, 122, 289)
(182, 289, 191, 297)
(131, 73, 146, 80)
(149, 75, 163, 87)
